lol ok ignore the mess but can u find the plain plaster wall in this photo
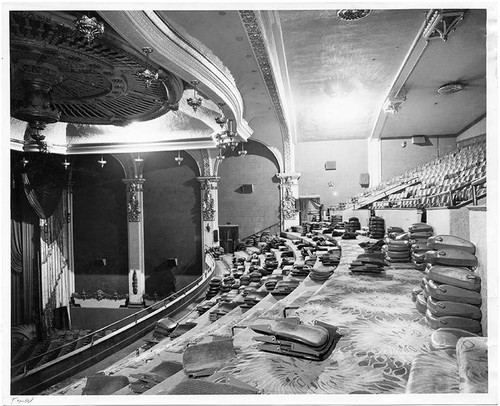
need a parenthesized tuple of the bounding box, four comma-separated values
(218, 141, 280, 240)
(295, 139, 369, 208)
(380, 136, 457, 181)
(456, 116, 486, 145)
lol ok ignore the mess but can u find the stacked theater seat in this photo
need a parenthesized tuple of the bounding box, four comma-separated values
(385, 240, 411, 263)
(197, 300, 216, 315)
(241, 291, 269, 309)
(290, 263, 312, 278)
(345, 217, 361, 232)
(264, 275, 284, 291)
(423, 236, 482, 334)
(209, 302, 239, 322)
(250, 317, 343, 361)
(386, 226, 405, 239)
(206, 277, 222, 300)
(271, 279, 300, 298)
(368, 216, 385, 239)
(349, 252, 387, 275)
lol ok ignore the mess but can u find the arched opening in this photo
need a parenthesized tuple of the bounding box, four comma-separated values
(218, 140, 281, 239)
(72, 154, 128, 298)
(142, 151, 202, 298)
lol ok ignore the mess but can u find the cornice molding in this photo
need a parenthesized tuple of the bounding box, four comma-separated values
(239, 10, 292, 172)
(99, 11, 252, 140)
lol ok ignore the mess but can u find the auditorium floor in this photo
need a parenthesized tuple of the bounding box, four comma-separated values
(48, 236, 435, 396)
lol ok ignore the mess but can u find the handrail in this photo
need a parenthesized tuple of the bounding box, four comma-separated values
(12, 267, 210, 374)
(241, 222, 280, 241)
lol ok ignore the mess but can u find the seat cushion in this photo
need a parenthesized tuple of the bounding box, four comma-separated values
(427, 235, 476, 254)
(430, 328, 480, 351)
(427, 280, 482, 305)
(427, 296, 481, 319)
(427, 265, 481, 291)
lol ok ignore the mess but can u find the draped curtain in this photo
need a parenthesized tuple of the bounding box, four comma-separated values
(298, 197, 321, 223)
(11, 197, 37, 326)
(20, 170, 71, 334)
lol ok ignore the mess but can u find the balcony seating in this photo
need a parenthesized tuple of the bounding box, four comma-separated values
(346, 140, 486, 210)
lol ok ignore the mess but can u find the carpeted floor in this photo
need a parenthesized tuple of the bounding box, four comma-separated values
(213, 236, 435, 394)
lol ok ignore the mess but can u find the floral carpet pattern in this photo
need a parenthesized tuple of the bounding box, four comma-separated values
(216, 237, 435, 394)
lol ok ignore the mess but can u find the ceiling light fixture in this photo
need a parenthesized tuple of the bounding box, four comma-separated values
(74, 14, 104, 44)
(215, 118, 238, 151)
(175, 150, 184, 166)
(437, 81, 466, 94)
(97, 155, 107, 168)
(137, 47, 159, 88)
(337, 10, 372, 21)
(187, 80, 203, 113)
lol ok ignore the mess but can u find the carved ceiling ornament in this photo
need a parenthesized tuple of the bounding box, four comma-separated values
(239, 10, 292, 172)
(10, 12, 183, 127)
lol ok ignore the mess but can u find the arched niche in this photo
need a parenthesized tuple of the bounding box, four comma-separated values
(71, 154, 128, 296)
(217, 140, 281, 239)
(142, 151, 202, 297)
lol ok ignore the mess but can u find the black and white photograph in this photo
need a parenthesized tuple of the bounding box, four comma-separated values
(2, 0, 498, 404)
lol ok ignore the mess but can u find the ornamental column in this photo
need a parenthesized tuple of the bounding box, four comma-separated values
(196, 176, 220, 251)
(277, 172, 301, 231)
(123, 178, 146, 307)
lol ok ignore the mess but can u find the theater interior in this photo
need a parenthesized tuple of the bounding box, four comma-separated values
(4, 3, 498, 404)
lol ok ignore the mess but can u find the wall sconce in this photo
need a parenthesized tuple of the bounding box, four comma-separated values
(62, 158, 71, 170)
(21, 157, 29, 168)
(97, 155, 107, 168)
(187, 80, 203, 113)
(175, 150, 184, 166)
(205, 223, 211, 232)
(401, 141, 407, 148)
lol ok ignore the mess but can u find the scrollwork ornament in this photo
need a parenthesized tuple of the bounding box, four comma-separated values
(127, 182, 141, 222)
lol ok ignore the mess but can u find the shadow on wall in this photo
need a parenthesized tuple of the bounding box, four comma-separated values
(145, 259, 176, 297)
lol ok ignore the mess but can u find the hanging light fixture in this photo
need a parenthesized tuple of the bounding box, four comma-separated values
(216, 148, 225, 161)
(97, 155, 107, 168)
(238, 142, 247, 157)
(137, 47, 159, 88)
(174, 150, 184, 166)
(74, 14, 104, 44)
(215, 102, 227, 128)
(62, 158, 71, 170)
(21, 157, 29, 168)
(187, 80, 203, 113)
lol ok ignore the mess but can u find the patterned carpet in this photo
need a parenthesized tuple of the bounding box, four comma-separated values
(214, 237, 435, 394)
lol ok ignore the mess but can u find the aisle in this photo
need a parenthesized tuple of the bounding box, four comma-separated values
(214, 236, 433, 394)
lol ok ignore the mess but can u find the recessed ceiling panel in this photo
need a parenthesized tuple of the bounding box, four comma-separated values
(279, 9, 425, 141)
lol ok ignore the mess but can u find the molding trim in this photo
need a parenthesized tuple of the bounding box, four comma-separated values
(99, 11, 252, 140)
(239, 10, 292, 172)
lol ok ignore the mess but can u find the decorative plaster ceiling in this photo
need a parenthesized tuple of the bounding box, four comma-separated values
(10, 11, 183, 127)
(278, 9, 425, 142)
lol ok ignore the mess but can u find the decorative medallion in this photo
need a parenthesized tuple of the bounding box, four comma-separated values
(239, 11, 292, 172)
(437, 82, 466, 94)
(10, 12, 183, 126)
(337, 10, 372, 21)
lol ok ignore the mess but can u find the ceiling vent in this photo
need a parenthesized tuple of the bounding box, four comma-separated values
(337, 10, 371, 21)
(438, 82, 466, 94)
